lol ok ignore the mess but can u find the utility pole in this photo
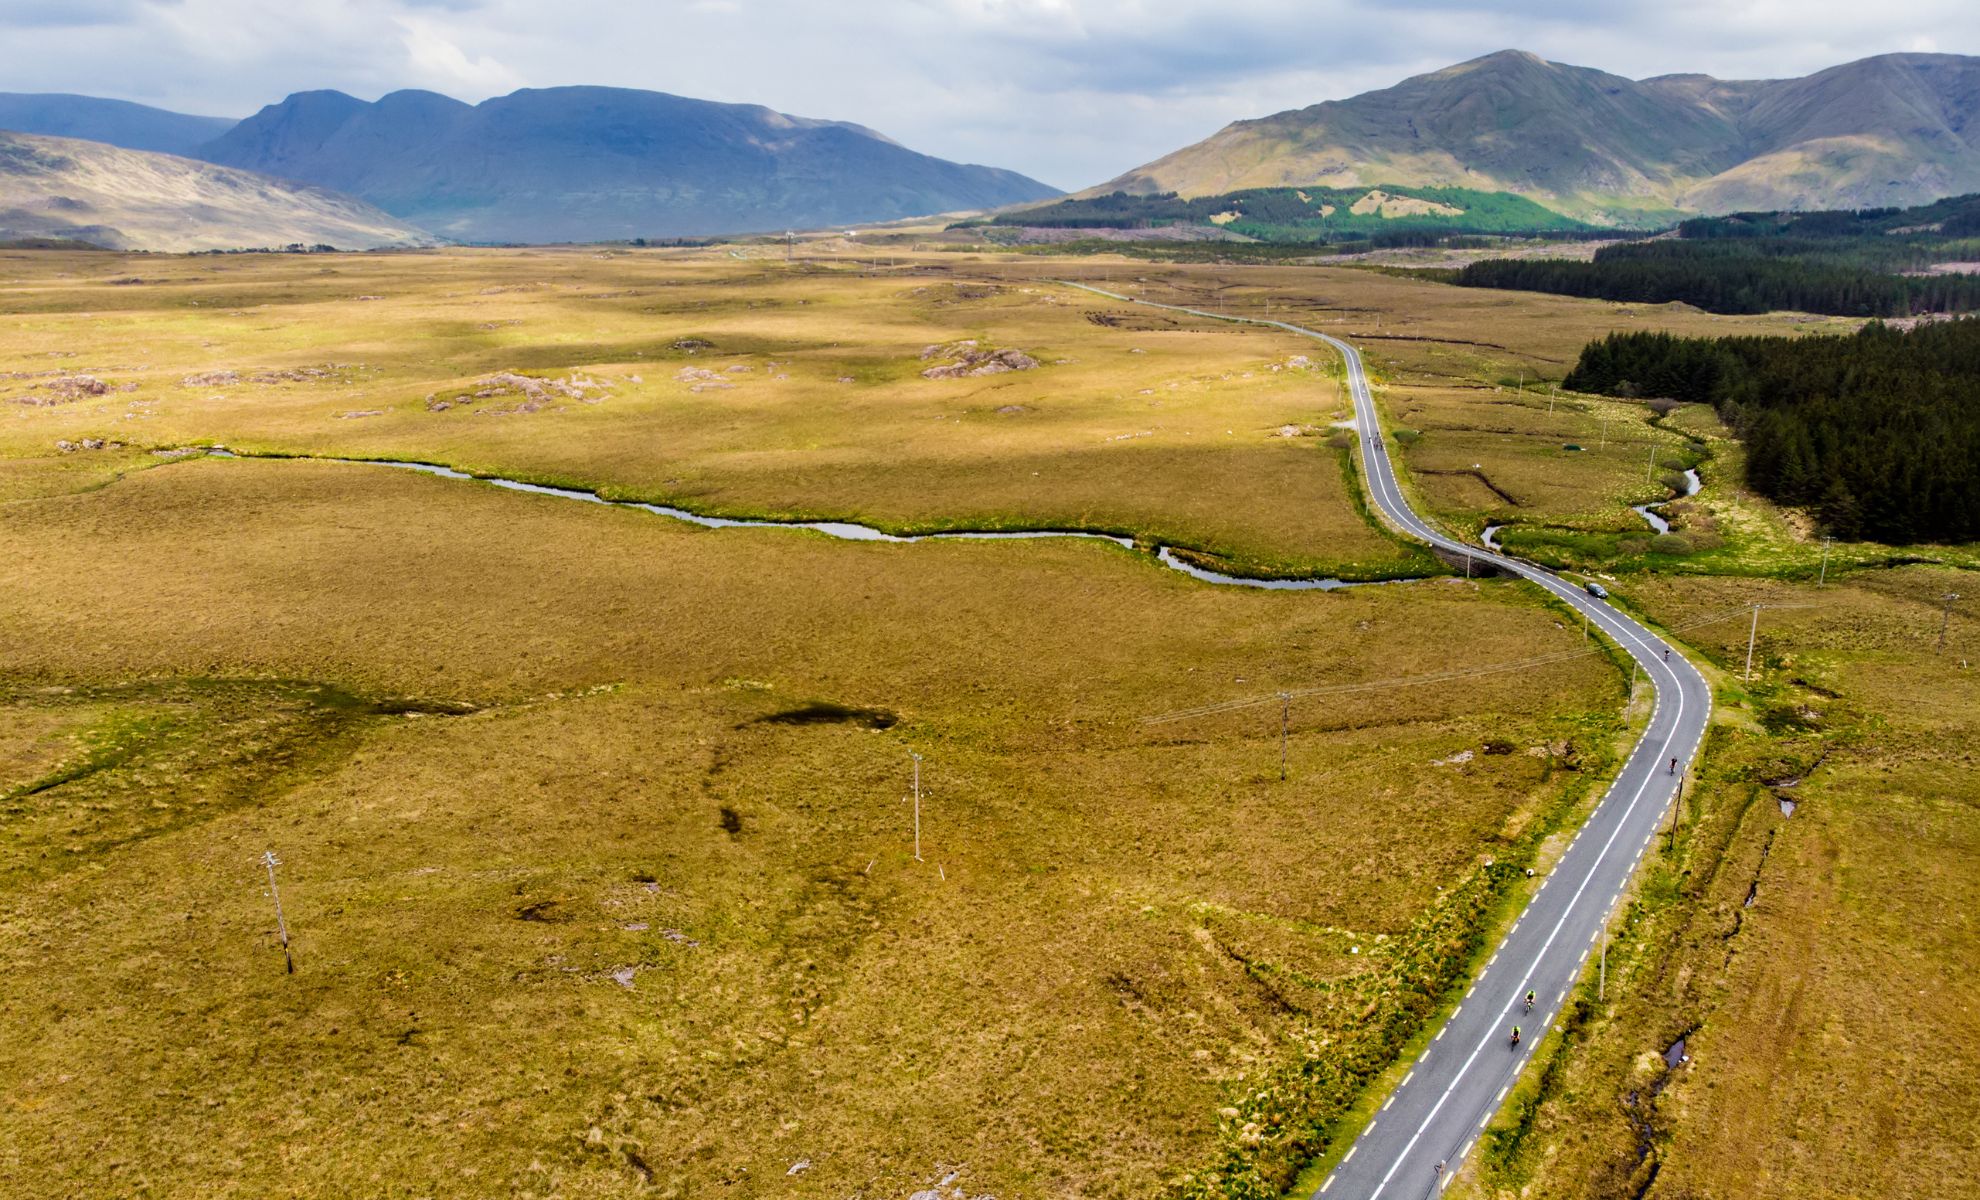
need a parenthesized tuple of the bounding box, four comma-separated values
(1548, 384, 1556, 414)
(1600, 937, 1606, 1002)
(907, 752, 924, 861)
(1278, 692, 1292, 780)
(1940, 592, 1961, 653)
(1818, 537, 1834, 585)
(1745, 604, 1761, 681)
(1647, 443, 1659, 482)
(1668, 775, 1683, 853)
(261, 850, 293, 974)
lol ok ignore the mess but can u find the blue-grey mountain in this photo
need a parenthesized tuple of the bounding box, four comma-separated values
(197, 87, 1060, 242)
(0, 93, 235, 157)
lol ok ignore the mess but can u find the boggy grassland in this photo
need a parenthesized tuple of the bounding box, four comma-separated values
(1, 246, 1974, 1199)
(0, 456, 1616, 1198)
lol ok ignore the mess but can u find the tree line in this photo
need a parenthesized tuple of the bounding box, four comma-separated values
(1564, 322, 1980, 543)
(1452, 241, 1980, 317)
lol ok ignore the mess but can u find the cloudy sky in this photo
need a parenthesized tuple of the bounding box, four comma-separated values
(2, 0, 1974, 187)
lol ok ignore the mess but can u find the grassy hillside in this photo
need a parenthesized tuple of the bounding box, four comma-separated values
(995, 184, 1590, 241)
(1092, 50, 1980, 223)
(0, 131, 432, 252)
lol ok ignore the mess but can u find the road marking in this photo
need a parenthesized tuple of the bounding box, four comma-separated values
(1403, 1070, 1414, 1086)
(1383, 1096, 1394, 1112)
(1342, 1147, 1356, 1164)
(1320, 1177, 1334, 1194)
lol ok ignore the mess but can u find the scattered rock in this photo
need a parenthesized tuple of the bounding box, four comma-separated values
(919, 341, 1040, 379)
(18, 375, 117, 405)
(610, 967, 637, 990)
(995, 404, 1029, 415)
(181, 369, 241, 387)
(54, 437, 122, 452)
(427, 371, 612, 413)
(337, 409, 385, 419)
(1433, 749, 1475, 767)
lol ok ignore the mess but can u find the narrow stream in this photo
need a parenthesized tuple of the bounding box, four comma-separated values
(206, 451, 1379, 591)
(1632, 468, 1702, 535)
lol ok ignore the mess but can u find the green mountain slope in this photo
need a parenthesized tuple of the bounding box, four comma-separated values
(1091, 51, 1980, 225)
(994, 183, 1589, 240)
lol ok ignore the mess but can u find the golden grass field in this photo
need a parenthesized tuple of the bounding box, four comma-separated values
(2, 244, 1973, 1199)
(0, 454, 1615, 1198)
(0, 248, 1421, 579)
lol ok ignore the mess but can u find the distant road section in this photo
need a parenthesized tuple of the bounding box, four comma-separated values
(1059, 281, 1714, 1197)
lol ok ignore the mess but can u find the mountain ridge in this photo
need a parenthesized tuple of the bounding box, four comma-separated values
(0, 93, 236, 157)
(197, 85, 1059, 242)
(1089, 50, 1980, 223)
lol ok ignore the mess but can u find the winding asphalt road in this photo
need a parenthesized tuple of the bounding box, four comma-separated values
(1061, 282, 1714, 1197)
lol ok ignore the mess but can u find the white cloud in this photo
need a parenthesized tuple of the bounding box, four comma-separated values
(0, 0, 1974, 187)
(396, 14, 523, 92)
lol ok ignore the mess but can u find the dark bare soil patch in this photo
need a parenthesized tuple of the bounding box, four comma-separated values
(751, 701, 898, 730)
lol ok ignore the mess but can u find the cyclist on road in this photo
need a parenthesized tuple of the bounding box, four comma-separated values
(1525, 990, 1536, 1012)
(1510, 1026, 1521, 1048)
(1670, 757, 1679, 775)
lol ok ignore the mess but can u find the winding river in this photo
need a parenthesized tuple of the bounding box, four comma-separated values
(207, 452, 1369, 591)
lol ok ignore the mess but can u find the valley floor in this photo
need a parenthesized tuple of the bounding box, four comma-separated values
(0, 246, 1972, 1198)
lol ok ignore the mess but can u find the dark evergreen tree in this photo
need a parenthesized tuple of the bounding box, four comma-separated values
(1564, 320, 1980, 543)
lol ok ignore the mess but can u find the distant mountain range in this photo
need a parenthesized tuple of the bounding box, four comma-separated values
(1091, 50, 1980, 224)
(194, 86, 1058, 242)
(0, 130, 431, 252)
(0, 93, 235, 157)
(0, 85, 1056, 246)
(6, 51, 1980, 249)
